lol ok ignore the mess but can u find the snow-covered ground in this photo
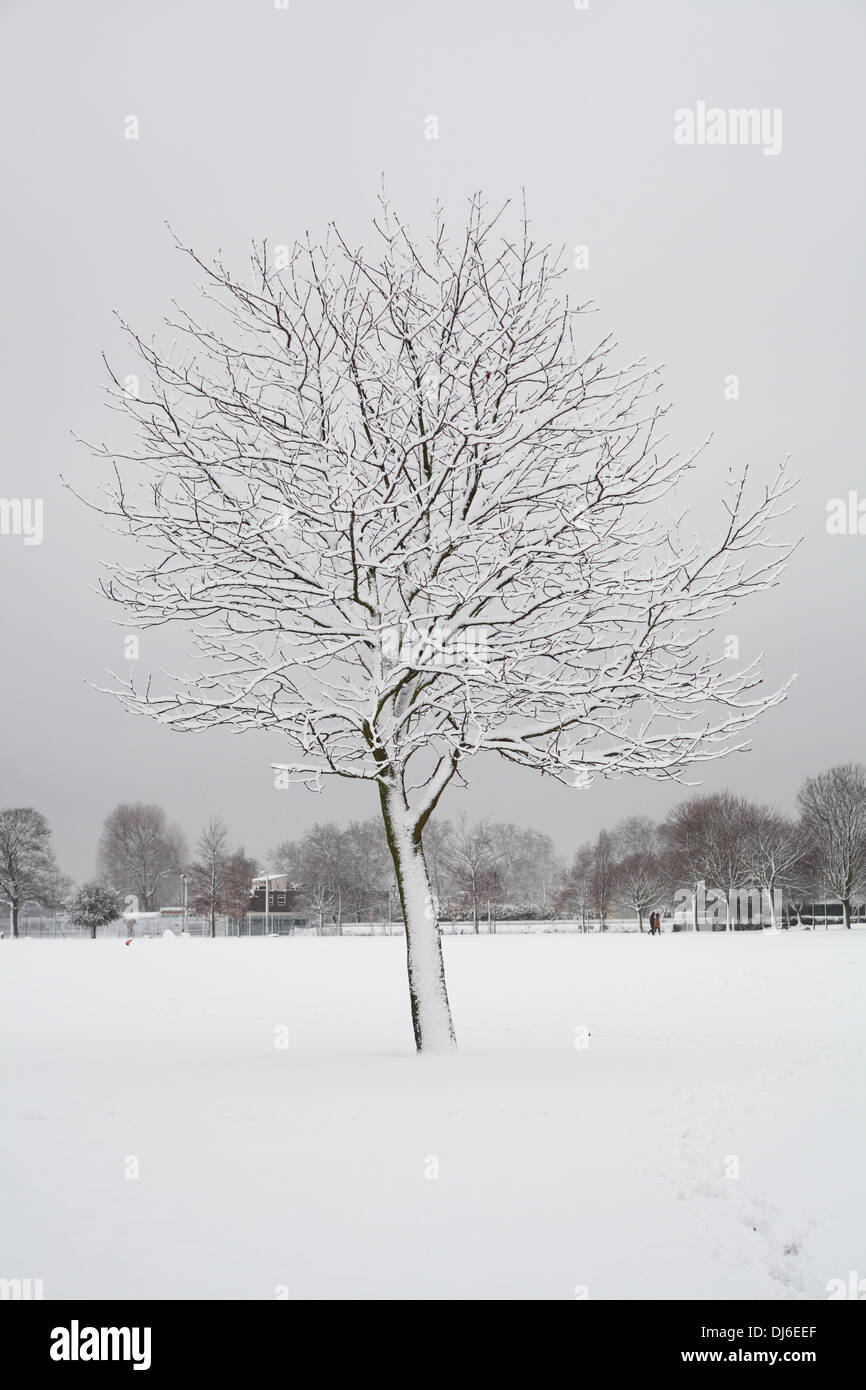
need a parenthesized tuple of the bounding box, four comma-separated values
(1, 931, 863, 1300)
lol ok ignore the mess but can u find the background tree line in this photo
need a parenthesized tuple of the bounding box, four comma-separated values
(557, 764, 866, 931)
(2, 762, 866, 935)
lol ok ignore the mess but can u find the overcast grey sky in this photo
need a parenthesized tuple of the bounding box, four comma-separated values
(0, 0, 863, 881)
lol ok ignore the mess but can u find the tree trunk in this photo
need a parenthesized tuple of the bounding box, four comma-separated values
(637, 908, 644, 932)
(379, 779, 456, 1053)
(843, 898, 852, 930)
(12, 900, 19, 938)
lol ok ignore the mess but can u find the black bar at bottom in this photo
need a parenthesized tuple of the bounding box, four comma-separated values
(3, 1299, 861, 1377)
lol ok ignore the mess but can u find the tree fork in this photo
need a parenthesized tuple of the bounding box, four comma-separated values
(378, 777, 457, 1053)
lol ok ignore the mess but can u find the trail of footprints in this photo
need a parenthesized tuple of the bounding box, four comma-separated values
(671, 1077, 816, 1298)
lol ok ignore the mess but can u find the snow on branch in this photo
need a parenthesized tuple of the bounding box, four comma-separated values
(78, 192, 797, 829)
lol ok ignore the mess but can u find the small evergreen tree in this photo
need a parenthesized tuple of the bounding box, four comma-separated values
(68, 882, 125, 939)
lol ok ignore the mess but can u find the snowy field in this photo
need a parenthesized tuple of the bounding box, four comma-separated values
(1, 931, 863, 1300)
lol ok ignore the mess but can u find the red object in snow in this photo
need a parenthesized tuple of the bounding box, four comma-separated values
(125, 939, 133, 946)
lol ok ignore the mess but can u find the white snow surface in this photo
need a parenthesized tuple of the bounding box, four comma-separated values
(1, 931, 863, 1300)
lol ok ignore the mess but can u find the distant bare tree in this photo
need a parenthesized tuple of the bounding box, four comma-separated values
(613, 816, 658, 858)
(741, 807, 807, 930)
(224, 847, 259, 927)
(486, 823, 561, 913)
(699, 793, 756, 930)
(613, 853, 667, 932)
(609, 816, 665, 930)
(342, 819, 390, 921)
(662, 796, 718, 930)
(591, 829, 616, 930)
(556, 842, 595, 931)
(97, 803, 187, 911)
(797, 764, 866, 929)
(188, 816, 230, 936)
(272, 823, 344, 932)
(446, 819, 503, 931)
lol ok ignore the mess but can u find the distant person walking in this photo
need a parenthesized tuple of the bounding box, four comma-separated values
(649, 911, 661, 935)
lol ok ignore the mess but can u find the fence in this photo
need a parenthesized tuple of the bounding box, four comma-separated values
(7, 914, 664, 938)
(8, 913, 857, 940)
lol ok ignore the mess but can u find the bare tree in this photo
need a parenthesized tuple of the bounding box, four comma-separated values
(85, 193, 794, 1048)
(741, 806, 806, 930)
(188, 815, 230, 936)
(613, 816, 658, 858)
(486, 823, 561, 914)
(342, 819, 390, 921)
(699, 793, 755, 931)
(272, 823, 344, 933)
(0, 808, 65, 936)
(556, 842, 595, 931)
(797, 764, 866, 930)
(662, 796, 718, 931)
(446, 818, 502, 931)
(96, 803, 187, 911)
(613, 853, 667, 932)
(610, 816, 666, 931)
(224, 847, 259, 928)
(591, 828, 616, 930)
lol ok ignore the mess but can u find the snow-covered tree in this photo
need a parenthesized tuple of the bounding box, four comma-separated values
(68, 881, 124, 939)
(84, 193, 794, 1048)
(0, 807, 65, 937)
(798, 764, 866, 930)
